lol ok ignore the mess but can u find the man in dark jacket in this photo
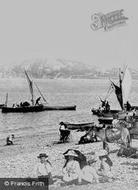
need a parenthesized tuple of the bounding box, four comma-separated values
(59, 122, 70, 143)
(35, 97, 41, 105)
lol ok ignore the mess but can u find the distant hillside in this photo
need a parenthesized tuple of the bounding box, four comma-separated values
(2, 59, 99, 79)
(0, 58, 138, 79)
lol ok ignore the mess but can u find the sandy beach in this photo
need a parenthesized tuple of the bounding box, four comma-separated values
(0, 130, 138, 190)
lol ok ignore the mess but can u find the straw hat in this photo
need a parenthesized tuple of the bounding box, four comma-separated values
(64, 150, 79, 158)
(37, 153, 48, 159)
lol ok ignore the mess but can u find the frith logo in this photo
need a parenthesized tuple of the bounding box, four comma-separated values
(90, 9, 128, 31)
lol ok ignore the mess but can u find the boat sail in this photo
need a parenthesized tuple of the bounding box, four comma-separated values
(25, 70, 48, 105)
(122, 67, 132, 106)
(111, 67, 132, 110)
(24, 70, 34, 105)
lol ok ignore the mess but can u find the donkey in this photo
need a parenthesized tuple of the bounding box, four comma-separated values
(92, 120, 131, 152)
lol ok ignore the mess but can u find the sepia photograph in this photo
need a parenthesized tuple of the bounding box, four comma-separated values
(0, 0, 138, 189)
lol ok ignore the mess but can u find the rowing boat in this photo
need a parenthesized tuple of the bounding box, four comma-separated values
(60, 122, 95, 131)
(91, 108, 120, 117)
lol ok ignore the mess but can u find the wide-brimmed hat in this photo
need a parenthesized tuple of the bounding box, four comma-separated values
(37, 153, 48, 159)
(64, 150, 79, 158)
(59, 121, 65, 125)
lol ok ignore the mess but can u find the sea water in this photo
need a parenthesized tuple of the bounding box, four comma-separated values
(0, 78, 138, 140)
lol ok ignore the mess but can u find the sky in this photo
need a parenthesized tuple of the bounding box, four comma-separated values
(0, 0, 138, 69)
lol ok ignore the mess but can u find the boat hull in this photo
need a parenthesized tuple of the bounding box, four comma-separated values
(98, 110, 137, 125)
(131, 106, 138, 110)
(91, 108, 121, 117)
(60, 122, 94, 131)
(98, 117, 113, 125)
(2, 105, 76, 113)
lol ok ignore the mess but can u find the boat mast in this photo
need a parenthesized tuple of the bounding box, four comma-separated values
(119, 68, 123, 109)
(4, 93, 8, 107)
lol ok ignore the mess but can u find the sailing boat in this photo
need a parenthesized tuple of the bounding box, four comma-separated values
(92, 67, 133, 122)
(1, 71, 76, 113)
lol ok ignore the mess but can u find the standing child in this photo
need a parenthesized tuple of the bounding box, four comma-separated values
(35, 153, 53, 184)
(6, 134, 14, 145)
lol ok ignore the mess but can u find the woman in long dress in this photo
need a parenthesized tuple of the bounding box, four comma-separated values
(62, 150, 82, 183)
(62, 149, 99, 184)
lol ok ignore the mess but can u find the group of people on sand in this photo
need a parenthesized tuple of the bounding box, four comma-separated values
(5, 132, 114, 186)
(34, 149, 114, 186)
(59, 122, 97, 144)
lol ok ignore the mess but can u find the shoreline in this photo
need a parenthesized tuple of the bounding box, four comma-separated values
(0, 130, 138, 190)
